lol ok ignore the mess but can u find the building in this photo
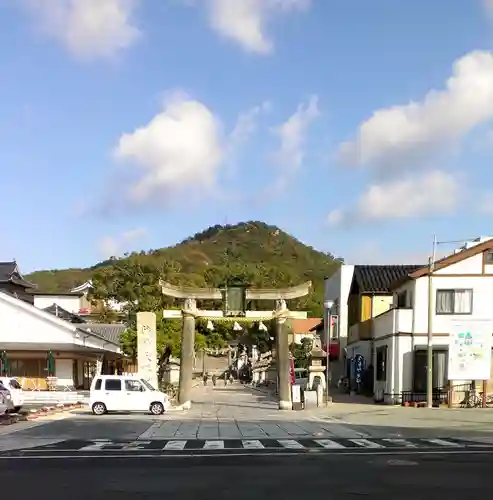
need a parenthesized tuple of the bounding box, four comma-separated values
(288, 318, 322, 344)
(71, 280, 126, 315)
(369, 238, 493, 403)
(0, 261, 37, 304)
(33, 291, 85, 314)
(0, 261, 126, 390)
(324, 264, 354, 354)
(346, 265, 422, 367)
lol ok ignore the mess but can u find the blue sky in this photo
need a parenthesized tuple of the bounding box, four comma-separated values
(1, 0, 493, 273)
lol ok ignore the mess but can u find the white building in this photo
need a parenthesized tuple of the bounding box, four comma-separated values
(33, 292, 83, 314)
(324, 264, 354, 351)
(372, 238, 493, 403)
(0, 291, 122, 390)
(71, 280, 128, 313)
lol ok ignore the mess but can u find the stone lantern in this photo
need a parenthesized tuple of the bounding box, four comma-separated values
(308, 335, 326, 406)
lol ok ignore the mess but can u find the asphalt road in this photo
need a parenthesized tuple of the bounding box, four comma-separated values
(1, 451, 491, 499)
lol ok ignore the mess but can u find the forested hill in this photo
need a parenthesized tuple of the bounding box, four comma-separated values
(26, 221, 342, 317)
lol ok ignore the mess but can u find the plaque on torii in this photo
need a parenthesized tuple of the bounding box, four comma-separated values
(160, 280, 312, 410)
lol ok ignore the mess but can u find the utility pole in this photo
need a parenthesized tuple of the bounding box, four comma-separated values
(426, 235, 437, 408)
(324, 300, 334, 405)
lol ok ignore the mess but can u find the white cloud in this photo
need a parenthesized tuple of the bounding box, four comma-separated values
(337, 51, 493, 172)
(228, 101, 271, 150)
(206, 0, 310, 54)
(23, 0, 140, 60)
(273, 94, 319, 171)
(327, 170, 461, 226)
(98, 227, 147, 258)
(113, 91, 224, 205)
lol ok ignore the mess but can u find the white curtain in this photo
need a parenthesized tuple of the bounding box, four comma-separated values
(437, 291, 453, 313)
(454, 290, 472, 313)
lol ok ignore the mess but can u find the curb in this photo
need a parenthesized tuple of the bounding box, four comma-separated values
(0, 402, 83, 425)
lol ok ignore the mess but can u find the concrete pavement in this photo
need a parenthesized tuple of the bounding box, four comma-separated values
(0, 382, 492, 454)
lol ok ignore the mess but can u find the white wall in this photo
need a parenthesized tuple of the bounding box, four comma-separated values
(0, 292, 120, 353)
(413, 274, 493, 334)
(390, 252, 493, 335)
(34, 295, 81, 314)
(433, 253, 482, 275)
(324, 264, 354, 344)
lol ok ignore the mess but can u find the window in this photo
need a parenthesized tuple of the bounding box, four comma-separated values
(485, 250, 493, 263)
(436, 289, 473, 314)
(94, 378, 102, 390)
(375, 346, 387, 381)
(413, 349, 448, 392)
(397, 291, 407, 308)
(125, 380, 143, 392)
(9, 379, 21, 389)
(141, 379, 156, 391)
(104, 379, 121, 391)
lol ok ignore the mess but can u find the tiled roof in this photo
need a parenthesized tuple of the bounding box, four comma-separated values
(42, 304, 87, 324)
(77, 323, 127, 345)
(291, 318, 321, 334)
(0, 262, 16, 281)
(354, 265, 423, 293)
(0, 261, 36, 288)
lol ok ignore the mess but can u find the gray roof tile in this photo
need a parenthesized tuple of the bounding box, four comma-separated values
(354, 265, 423, 293)
(77, 323, 127, 345)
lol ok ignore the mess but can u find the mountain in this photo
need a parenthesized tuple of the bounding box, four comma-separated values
(26, 221, 342, 316)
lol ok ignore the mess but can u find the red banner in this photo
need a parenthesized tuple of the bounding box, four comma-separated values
(289, 357, 295, 385)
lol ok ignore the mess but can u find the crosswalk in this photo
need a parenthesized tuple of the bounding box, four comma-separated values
(15, 437, 485, 454)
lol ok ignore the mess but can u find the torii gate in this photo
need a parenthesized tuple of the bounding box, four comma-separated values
(160, 281, 312, 410)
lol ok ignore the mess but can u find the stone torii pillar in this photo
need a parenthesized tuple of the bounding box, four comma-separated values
(274, 299, 291, 410)
(161, 282, 222, 408)
(160, 280, 312, 410)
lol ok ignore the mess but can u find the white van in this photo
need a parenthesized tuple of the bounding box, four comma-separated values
(0, 382, 11, 414)
(89, 375, 170, 415)
(0, 377, 24, 413)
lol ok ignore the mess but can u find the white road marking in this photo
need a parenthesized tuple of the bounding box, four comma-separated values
(278, 439, 305, 449)
(163, 440, 187, 450)
(314, 439, 346, 449)
(421, 438, 463, 447)
(382, 438, 418, 448)
(120, 441, 151, 450)
(3, 449, 491, 460)
(241, 440, 265, 449)
(349, 439, 385, 448)
(78, 440, 112, 451)
(203, 440, 225, 449)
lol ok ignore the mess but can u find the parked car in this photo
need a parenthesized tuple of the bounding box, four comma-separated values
(0, 377, 24, 413)
(0, 381, 15, 414)
(89, 375, 170, 416)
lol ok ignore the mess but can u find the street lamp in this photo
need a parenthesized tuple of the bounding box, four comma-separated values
(324, 299, 334, 405)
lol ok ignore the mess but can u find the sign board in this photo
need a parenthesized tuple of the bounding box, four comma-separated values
(330, 315, 339, 339)
(291, 384, 301, 404)
(354, 354, 365, 384)
(448, 325, 492, 381)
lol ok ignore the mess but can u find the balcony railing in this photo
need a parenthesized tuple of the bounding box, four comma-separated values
(348, 308, 413, 343)
(372, 308, 412, 339)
